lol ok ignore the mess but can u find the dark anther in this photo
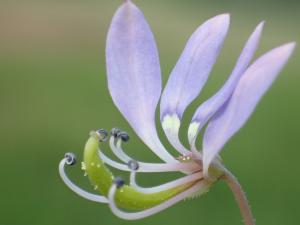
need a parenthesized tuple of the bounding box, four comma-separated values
(114, 177, 125, 188)
(65, 152, 77, 166)
(117, 131, 130, 142)
(110, 128, 121, 138)
(96, 129, 108, 142)
(127, 160, 139, 171)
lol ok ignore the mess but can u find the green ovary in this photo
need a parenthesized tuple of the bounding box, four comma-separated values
(83, 136, 202, 210)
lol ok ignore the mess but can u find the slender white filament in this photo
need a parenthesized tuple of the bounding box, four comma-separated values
(58, 159, 108, 203)
(108, 181, 206, 220)
(99, 151, 131, 171)
(110, 136, 199, 173)
(98, 150, 200, 173)
(109, 136, 132, 163)
(130, 171, 203, 193)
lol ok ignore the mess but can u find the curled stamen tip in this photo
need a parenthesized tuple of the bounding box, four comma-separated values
(117, 131, 130, 142)
(114, 177, 125, 188)
(96, 129, 108, 142)
(127, 160, 139, 171)
(64, 152, 76, 166)
(111, 127, 121, 137)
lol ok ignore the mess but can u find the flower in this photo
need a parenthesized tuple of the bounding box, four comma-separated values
(59, 0, 295, 224)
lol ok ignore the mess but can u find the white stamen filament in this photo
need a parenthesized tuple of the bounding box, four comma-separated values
(130, 171, 203, 193)
(109, 136, 133, 163)
(108, 181, 206, 220)
(58, 159, 108, 203)
(99, 150, 131, 171)
(98, 150, 200, 173)
(110, 136, 199, 174)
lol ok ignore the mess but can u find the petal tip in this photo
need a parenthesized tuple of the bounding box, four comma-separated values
(219, 13, 230, 18)
(123, 0, 132, 4)
(257, 21, 265, 29)
(280, 42, 296, 56)
(249, 21, 264, 40)
(215, 13, 230, 24)
(208, 13, 230, 29)
(265, 42, 296, 62)
(205, 13, 230, 35)
(121, 0, 136, 10)
(286, 42, 297, 50)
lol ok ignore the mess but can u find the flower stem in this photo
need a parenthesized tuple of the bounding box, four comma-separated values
(222, 169, 255, 225)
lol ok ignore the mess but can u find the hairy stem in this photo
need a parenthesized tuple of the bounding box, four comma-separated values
(222, 170, 255, 225)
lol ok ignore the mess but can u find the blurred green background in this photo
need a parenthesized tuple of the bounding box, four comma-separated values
(0, 0, 299, 225)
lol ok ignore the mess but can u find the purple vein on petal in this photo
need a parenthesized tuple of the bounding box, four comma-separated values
(106, 1, 175, 162)
(160, 14, 230, 154)
(202, 42, 296, 174)
(188, 22, 265, 150)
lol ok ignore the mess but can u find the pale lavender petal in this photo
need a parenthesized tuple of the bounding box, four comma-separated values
(203, 43, 296, 174)
(160, 14, 230, 155)
(160, 14, 230, 120)
(188, 22, 264, 149)
(106, 1, 175, 162)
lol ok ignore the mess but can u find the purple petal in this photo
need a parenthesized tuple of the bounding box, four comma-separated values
(188, 22, 264, 149)
(202, 43, 296, 173)
(106, 1, 175, 162)
(159, 14, 230, 155)
(160, 14, 230, 120)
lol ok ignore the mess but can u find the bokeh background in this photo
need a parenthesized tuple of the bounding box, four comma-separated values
(0, 0, 299, 225)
